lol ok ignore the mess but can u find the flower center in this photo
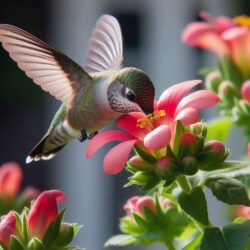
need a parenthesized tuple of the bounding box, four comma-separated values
(233, 15, 250, 27)
(136, 110, 166, 128)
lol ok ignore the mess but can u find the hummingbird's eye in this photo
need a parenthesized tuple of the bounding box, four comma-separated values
(126, 90, 136, 102)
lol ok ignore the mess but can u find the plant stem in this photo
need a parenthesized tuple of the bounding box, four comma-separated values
(176, 175, 191, 193)
(164, 240, 175, 250)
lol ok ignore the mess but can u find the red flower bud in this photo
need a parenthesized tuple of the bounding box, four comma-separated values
(0, 211, 16, 246)
(0, 162, 22, 200)
(182, 156, 198, 175)
(201, 140, 228, 164)
(205, 71, 222, 92)
(28, 190, 66, 239)
(22, 186, 40, 201)
(241, 80, 250, 103)
(180, 132, 197, 145)
(204, 140, 226, 155)
(234, 205, 250, 219)
(136, 197, 156, 217)
(123, 196, 139, 217)
(123, 196, 156, 219)
(156, 156, 177, 185)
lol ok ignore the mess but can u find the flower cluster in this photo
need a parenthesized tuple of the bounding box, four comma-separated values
(106, 195, 193, 248)
(0, 190, 82, 250)
(0, 162, 39, 215)
(182, 11, 250, 147)
(86, 80, 229, 189)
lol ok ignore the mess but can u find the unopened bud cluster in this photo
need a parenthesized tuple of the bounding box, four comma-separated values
(127, 121, 229, 189)
(205, 70, 250, 138)
(0, 190, 82, 250)
(120, 195, 190, 246)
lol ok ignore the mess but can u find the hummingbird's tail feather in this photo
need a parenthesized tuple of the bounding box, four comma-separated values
(26, 121, 80, 163)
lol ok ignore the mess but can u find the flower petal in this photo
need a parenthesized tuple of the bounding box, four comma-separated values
(0, 211, 16, 246)
(86, 130, 135, 158)
(0, 162, 22, 200)
(182, 22, 229, 56)
(115, 112, 148, 140)
(157, 80, 201, 120)
(222, 27, 249, 40)
(175, 107, 200, 125)
(144, 125, 171, 150)
(103, 140, 137, 175)
(28, 190, 66, 239)
(176, 90, 220, 113)
(136, 197, 156, 216)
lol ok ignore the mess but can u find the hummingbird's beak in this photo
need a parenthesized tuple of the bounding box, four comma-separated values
(141, 105, 154, 115)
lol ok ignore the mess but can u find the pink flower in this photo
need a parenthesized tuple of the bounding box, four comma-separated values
(123, 196, 156, 219)
(86, 80, 219, 175)
(0, 162, 22, 200)
(0, 211, 16, 246)
(22, 186, 40, 201)
(28, 190, 66, 239)
(182, 12, 250, 77)
(248, 143, 250, 156)
(241, 80, 250, 103)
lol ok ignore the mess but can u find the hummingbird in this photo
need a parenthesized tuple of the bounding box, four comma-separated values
(0, 15, 155, 163)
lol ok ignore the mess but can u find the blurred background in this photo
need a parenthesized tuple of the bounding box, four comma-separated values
(0, 0, 250, 249)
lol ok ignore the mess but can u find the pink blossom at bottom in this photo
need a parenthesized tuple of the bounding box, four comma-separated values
(0, 211, 16, 246)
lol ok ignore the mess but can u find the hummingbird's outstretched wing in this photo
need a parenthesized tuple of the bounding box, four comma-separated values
(84, 15, 123, 73)
(0, 24, 92, 107)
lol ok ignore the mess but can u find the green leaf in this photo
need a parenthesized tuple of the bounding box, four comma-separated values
(218, 56, 243, 86)
(104, 234, 136, 247)
(143, 207, 159, 225)
(72, 223, 83, 235)
(182, 233, 202, 250)
(173, 121, 186, 156)
(21, 208, 30, 245)
(9, 236, 25, 250)
(205, 177, 250, 206)
(140, 176, 161, 192)
(42, 208, 67, 248)
(223, 221, 250, 250)
(133, 214, 148, 228)
(27, 238, 43, 250)
(199, 161, 250, 185)
(206, 117, 233, 143)
(200, 227, 227, 250)
(178, 186, 209, 225)
(134, 145, 157, 164)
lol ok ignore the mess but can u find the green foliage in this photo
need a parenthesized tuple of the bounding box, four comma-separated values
(9, 236, 25, 250)
(4, 207, 83, 250)
(206, 117, 233, 143)
(205, 177, 250, 206)
(181, 233, 202, 250)
(201, 227, 227, 250)
(201, 221, 250, 250)
(178, 187, 209, 226)
(218, 56, 243, 86)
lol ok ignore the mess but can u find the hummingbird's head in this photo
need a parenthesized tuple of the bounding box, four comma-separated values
(108, 68, 155, 115)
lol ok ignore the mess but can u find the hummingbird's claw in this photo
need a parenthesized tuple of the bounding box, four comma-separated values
(78, 130, 87, 142)
(87, 131, 98, 140)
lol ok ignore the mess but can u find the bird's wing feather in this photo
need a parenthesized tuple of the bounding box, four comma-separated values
(0, 24, 92, 107)
(84, 15, 123, 73)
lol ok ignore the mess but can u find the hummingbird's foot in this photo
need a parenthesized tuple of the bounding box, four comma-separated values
(88, 131, 98, 140)
(78, 130, 87, 142)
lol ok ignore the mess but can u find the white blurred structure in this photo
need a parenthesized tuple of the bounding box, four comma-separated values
(47, 1, 237, 249)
